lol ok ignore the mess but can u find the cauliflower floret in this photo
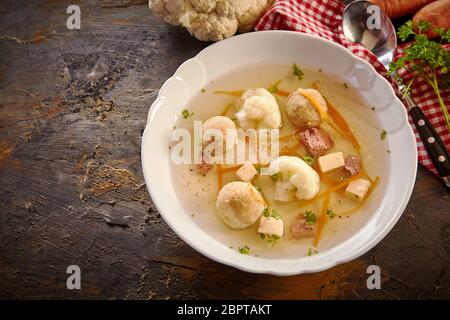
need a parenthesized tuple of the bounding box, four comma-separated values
(149, 0, 274, 42)
(268, 156, 320, 201)
(216, 181, 266, 229)
(190, 12, 238, 41)
(235, 88, 281, 129)
(286, 88, 328, 128)
(190, 0, 217, 13)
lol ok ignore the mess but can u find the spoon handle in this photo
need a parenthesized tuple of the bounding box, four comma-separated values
(409, 105, 450, 188)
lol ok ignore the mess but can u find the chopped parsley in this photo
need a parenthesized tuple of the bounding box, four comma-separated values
(304, 210, 317, 225)
(262, 207, 281, 219)
(267, 80, 281, 93)
(390, 20, 450, 135)
(259, 233, 281, 246)
(343, 83, 349, 89)
(292, 63, 304, 81)
(302, 155, 315, 166)
(326, 208, 336, 219)
(270, 172, 280, 182)
(201, 88, 206, 93)
(182, 108, 194, 119)
(254, 185, 263, 193)
(380, 130, 387, 140)
(307, 248, 318, 256)
(238, 245, 250, 254)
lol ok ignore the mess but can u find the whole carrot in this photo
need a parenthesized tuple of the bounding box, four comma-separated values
(369, 0, 435, 18)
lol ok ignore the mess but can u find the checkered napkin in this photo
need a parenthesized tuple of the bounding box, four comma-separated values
(255, 0, 450, 175)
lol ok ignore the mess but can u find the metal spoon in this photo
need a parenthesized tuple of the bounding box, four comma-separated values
(342, 0, 450, 189)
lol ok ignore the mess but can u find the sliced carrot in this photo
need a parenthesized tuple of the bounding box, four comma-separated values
(315, 166, 339, 186)
(216, 164, 223, 190)
(314, 193, 331, 247)
(297, 88, 328, 120)
(313, 82, 361, 150)
(217, 164, 241, 174)
(214, 90, 244, 97)
(220, 103, 234, 116)
(275, 89, 290, 97)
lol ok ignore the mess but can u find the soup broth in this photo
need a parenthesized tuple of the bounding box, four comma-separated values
(169, 63, 387, 259)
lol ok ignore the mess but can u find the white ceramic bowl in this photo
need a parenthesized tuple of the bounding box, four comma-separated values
(141, 31, 417, 275)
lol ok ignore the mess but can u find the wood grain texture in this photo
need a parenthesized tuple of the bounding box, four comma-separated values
(0, 0, 449, 300)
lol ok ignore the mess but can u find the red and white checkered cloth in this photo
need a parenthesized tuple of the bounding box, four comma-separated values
(256, 0, 450, 175)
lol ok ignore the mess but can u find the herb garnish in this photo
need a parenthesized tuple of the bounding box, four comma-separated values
(292, 63, 304, 81)
(262, 207, 281, 219)
(267, 80, 281, 93)
(380, 130, 387, 140)
(270, 172, 280, 182)
(307, 248, 318, 256)
(389, 20, 450, 135)
(182, 108, 194, 119)
(302, 155, 315, 166)
(238, 245, 250, 254)
(326, 208, 336, 219)
(304, 210, 317, 225)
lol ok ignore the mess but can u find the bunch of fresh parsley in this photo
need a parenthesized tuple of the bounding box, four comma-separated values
(389, 20, 450, 135)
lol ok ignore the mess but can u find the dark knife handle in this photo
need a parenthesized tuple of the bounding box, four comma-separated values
(409, 106, 450, 187)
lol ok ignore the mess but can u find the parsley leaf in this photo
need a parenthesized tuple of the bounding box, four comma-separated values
(327, 208, 336, 219)
(267, 80, 281, 93)
(307, 248, 318, 256)
(238, 245, 250, 254)
(262, 207, 281, 219)
(304, 210, 317, 225)
(292, 63, 304, 81)
(389, 20, 450, 135)
(380, 130, 387, 140)
(270, 172, 280, 182)
(182, 108, 194, 119)
(302, 155, 315, 166)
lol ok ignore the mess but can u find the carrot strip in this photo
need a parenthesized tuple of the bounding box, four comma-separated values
(313, 82, 361, 150)
(216, 164, 223, 190)
(314, 193, 330, 247)
(297, 88, 328, 120)
(279, 150, 299, 157)
(274, 89, 290, 97)
(217, 164, 241, 174)
(279, 133, 297, 142)
(316, 167, 339, 186)
(214, 90, 244, 97)
(220, 103, 234, 116)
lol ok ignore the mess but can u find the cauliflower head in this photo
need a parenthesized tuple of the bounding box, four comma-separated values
(235, 88, 281, 129)
(148, 0, 274, 41)
(268, 156, 321, 201)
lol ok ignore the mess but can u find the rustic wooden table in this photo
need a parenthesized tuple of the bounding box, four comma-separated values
(0, 0, 449, 299)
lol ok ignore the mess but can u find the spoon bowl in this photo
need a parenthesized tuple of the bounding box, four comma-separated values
(342, 0, 397, 69)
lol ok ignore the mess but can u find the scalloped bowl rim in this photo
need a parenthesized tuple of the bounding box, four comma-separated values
(141, 31, 417, 275)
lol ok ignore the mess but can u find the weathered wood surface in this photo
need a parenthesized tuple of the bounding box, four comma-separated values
(0, 0, 449, 299)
